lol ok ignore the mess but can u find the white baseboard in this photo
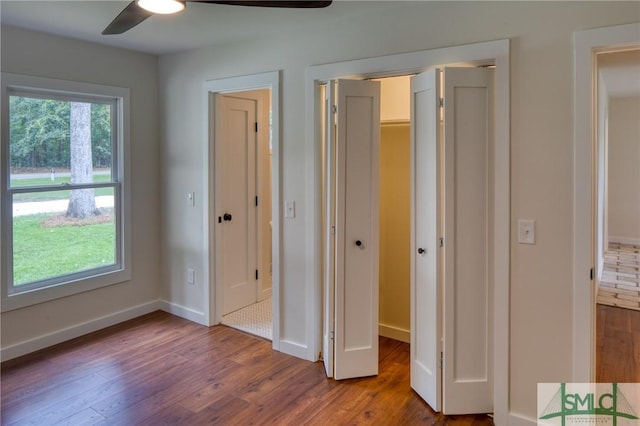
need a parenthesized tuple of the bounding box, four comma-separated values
(508, 412, 537, 426)
(1, 300, 161, 362)
(278, 339, 308, 360)
(609, 236, 640, 246)
(159, 300, 207, 325)
(379, 323, 410, 343)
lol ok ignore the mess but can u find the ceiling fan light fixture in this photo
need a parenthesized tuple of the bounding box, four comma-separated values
(137, 0, 185, 14)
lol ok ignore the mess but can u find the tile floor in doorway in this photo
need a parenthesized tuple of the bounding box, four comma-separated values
(221, 298, 272, 340)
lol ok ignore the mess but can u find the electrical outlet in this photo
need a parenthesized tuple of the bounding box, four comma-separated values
(187, 268, 195, 285)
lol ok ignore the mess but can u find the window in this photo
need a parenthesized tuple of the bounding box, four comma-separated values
(1, 73, 131, 311)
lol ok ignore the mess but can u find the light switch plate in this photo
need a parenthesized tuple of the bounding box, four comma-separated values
(518, 219, 535, 244)
(285, 201, 295, 218)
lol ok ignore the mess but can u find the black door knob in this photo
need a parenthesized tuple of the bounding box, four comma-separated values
(223, 213, 232, 222)
(355, 240, 362, 247)
(417, 248, 425, 254)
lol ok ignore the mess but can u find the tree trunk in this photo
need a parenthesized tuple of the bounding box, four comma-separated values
(67, 102, 99, 219)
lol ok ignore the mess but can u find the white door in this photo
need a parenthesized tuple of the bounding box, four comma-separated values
(411, 67, 494, 415)
(329, 79, 381, 380)
(323, 81, 337, 378)
(410, 68, 442, 411)
(442, 67, 494, 414)
(215, 94, 258, 315)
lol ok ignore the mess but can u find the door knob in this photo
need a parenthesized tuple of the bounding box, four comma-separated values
(223, 213, 232, 222)
(417, 248, 426, 254)
(355, 240, 362, 247)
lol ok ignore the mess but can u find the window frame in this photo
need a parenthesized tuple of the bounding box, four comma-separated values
(1, 73, 131, 312)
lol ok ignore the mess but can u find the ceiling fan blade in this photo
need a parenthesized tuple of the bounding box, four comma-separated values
(192, 0, 332, 8)
(102, 1, 153, 35)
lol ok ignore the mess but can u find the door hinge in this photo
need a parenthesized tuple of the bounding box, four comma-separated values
(439, 237, 444, 247)
(255, 196, 258, 207)
(330, 330, 335, 340)
(590, 268, 594, 281)
(255, 269, 259, 280)
(439, 98, 444, 108)
(440, 351, 443, 369)
(332, 105, 337, 114)
(331, 225, 336, 235)
(254, 122, 258, 133)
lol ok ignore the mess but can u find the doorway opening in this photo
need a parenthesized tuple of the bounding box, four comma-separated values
(375, 76, 412, 347)
(592, 47, 640, 382)
(204, 71, 281, 349)
(306, 39, 509, 422)
(320, 66, 497, 415)
(573, 22, 639, 383)
(215, 89, 273, 340)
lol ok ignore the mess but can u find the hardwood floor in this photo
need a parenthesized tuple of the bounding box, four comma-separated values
(596, 303, 640, 383)
(1, 311, 493, 425)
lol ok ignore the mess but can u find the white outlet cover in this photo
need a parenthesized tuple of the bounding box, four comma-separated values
(518, 219, 535, 244)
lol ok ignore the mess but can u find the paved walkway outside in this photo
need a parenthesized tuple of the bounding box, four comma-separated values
(13, 196, 114, 217)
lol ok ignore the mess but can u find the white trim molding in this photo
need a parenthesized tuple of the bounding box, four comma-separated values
(159, 300, 207, 325)
(379, 323, 410, 343)
(305, 39, 510, 423)
(608, 236, 640, 246)
(202, 71, 283, 353)
(1, 301, 160, 362)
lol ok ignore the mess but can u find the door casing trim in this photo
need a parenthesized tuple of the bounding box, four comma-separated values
(203, 71, 281, 351)
(572, 23, 640, 382)
(305, 39, 510, 422)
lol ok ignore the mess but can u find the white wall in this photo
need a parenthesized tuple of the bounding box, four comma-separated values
(0, 26, 161, 356)
(158, 3, 639, 420)
(608, 96, 640, 243)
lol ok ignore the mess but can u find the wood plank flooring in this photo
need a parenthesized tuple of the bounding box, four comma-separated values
(596, 303, 640, 383)
(1, 311, 493, 425)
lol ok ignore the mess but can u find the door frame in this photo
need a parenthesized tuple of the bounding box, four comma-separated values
(305, 39, 510, 423)
(203, 71, 281, 351)
(572, 23, 640, 382)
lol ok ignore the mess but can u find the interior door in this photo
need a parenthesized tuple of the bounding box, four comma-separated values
(216, 94, 258, 315)
(332, 78, 381, 380)
(410, 68, 442, 411)
(441, 67, 494, 414)
(411, 67, 494, 414)
(323, 81, 337, 378)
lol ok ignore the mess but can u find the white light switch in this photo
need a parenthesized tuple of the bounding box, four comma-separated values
(188, 192, 195, 206)
(187, 268, 195, 285)
(285, 201, 295, 218)
(518, 219, 535, 244)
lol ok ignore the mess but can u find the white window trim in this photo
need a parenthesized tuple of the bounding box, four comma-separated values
(1, 72, 131, 312)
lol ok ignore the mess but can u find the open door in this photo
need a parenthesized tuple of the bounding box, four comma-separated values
(215, 94, 258, 315)
(324, 78, 381, 380)
(410, 68, 442, 411)
(411, 67, 494, 415)
(323, 81, 336, 378)
(441, 67, 494, 415)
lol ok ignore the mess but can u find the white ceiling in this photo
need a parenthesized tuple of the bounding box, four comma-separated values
(598, 49, 640, 99)
(0, 0, 398, 55)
